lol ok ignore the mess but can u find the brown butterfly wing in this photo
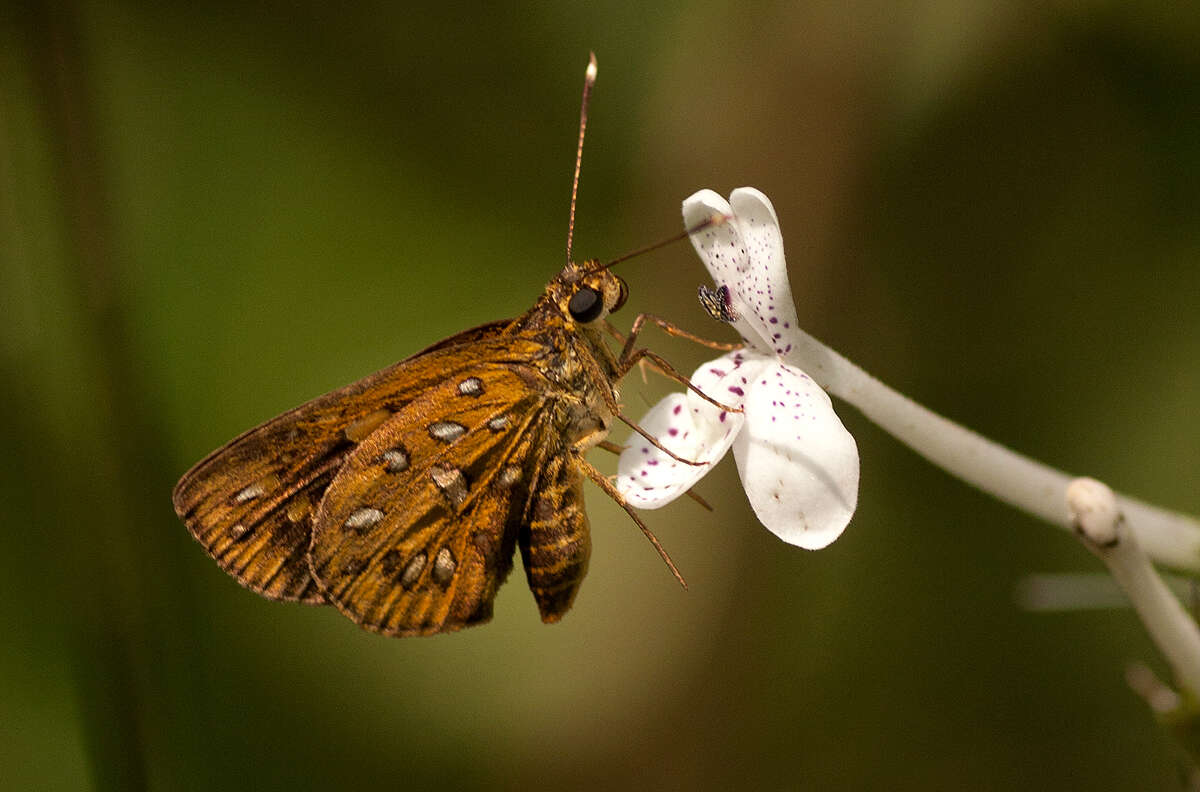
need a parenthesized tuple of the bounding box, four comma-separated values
(308, 362, 562, 636)
(172, 322, 511, 603)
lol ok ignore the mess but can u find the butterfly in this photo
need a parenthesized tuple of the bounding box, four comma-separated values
(172, 54, 732, 637)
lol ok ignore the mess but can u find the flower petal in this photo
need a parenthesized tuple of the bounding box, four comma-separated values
(682, 349, 766, 416)
(682, 190, 769, 352)
(727, 188, 803, 358)
(732, 361, 859, 549)
(615, 395, 735, 509)
(615, 351, 762, 509)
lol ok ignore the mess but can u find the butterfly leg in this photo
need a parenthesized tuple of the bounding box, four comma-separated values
(595, 431, 712, 512)
(612, 315, 741, 414)
(618, 313, 742, 362)
(596, 439, 626, 455)
(606, 315, 743, 385)
(574, 454, 687, 590)
(597, 319, 663, 385)
(576, 348, 706, 467)
(614, 412, 706, 467)
(598, 318, 627, 345)
(616, 347, 741, 415)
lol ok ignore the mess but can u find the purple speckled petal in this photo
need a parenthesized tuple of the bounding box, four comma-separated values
(615, 351, 758, 509)
(614, 394, 734, 509)
(682, 190, 770, 353)
(681, 350, 769, 424)
(727, 188, 803, 357)
(731, 361, 858, 549)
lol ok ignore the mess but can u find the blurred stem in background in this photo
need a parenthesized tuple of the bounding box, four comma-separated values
(16, 2, 203, 787)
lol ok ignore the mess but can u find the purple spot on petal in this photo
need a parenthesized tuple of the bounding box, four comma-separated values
(668, 428, 678, 436)
(673, 404, 681, 415)
(728, 386, 745, 396)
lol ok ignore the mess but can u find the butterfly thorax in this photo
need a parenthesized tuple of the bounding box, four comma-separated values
(502, 261, 628, 451)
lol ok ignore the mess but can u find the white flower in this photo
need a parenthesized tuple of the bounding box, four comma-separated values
(616, 188, 859, 549)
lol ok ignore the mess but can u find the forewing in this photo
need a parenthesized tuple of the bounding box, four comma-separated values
(309, 364, 555, 636)
(172, 322, 514, 603)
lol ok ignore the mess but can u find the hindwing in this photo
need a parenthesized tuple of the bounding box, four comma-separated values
(309, 363, 561, 636)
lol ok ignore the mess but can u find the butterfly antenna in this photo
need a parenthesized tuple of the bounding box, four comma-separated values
(566, 52, 598, 265)
(585, 212, 729, 275)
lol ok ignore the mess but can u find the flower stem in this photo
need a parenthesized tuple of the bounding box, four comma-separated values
(1070, 478, 1200, 695)
(785, 325, 1200, 574)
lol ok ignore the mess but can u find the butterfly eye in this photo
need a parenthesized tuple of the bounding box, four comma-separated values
(568, 286, 604, 323)
(610, 277, 628, 314)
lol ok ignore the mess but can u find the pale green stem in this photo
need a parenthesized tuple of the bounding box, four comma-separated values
(784, 326, 1200, 574)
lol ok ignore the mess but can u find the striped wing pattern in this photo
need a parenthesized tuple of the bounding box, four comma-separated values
(309, 364, 565, 635)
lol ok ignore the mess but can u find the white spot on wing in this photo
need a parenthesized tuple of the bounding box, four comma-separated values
(430, 464, 468, 506)
(458, 377, 484, 396)
(233, 484, 264, 503)
(400, 553, 426, 587)
(344, 507, 384, 531)
(381, 446, 409, 472)
(497, 465, 521, 487)
(428, 421, 467, 442)
(432, 547, 456, 586)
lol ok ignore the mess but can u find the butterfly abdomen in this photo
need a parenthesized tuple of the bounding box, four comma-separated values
(519, 453, 591, 623)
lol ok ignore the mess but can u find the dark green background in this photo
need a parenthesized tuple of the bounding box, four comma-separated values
(3, 2, 1198, 789)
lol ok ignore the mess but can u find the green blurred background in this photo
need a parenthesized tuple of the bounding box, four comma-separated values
(3, 1, 1198, 789)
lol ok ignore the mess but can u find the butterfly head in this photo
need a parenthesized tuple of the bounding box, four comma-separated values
(551, 260, 628, 326)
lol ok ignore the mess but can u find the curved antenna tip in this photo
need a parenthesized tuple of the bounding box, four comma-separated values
(566, 53, 599, 264)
